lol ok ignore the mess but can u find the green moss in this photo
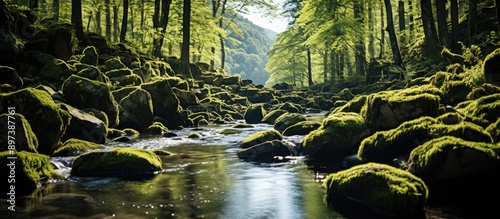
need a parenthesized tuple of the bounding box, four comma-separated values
(232, 123, 253, 128)
(323, 162, 428, 217)
(303, 112, 371, 162)
(0, 113, 38, 153)
(53, 138, 104, 156)
(144, 122, 169, 134)
(330, 95, 368, 115)
(407, 136, 500, 178)
(483, 47, 500, 83)
(461, 93, 500, 125)
(283, 121, 321, 136)
(83, 108, 109, 128)
(187, 132, 201, 138)
(486, 118, 500, 143)
(261, 109, 288, 125)
(71, 148, 162, 177)
(277, 102, 303, 113)
(79, 46, 98, 65)
(220, 129, 242, 135)
(240, 129, 282, 149)
(440, 80, 474, 105)
(244, 103, 266, 124)
(39, 58, 75, 82)
(104, 57, 127, 71)
(274, 113, 308, 132)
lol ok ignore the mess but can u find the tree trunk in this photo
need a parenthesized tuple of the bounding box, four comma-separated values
(450, 0, 460, 52)
(72, 0, 84, 43)
(330, 50, 336, 82)
(181, 0, 193, 80)
(398, 1, 405, 44)
(385, 0, 406, 72)
(436, 0, 449, 47)
(210, 0, 221, 70)
(105, 0, 111, 40)
(323, 43, 328, 83)
(339, 47, 345, 79)
(219, 0, 228, 69)
(152, 0, 173, 57)
(52, 0, 59, 21)
(408, 0, 414, 34)
(113, 4, 119, 42)
(354, 1, 366, 76)
(29, 0, 38, 10)
(496, 0, 500, 31)
(87, 11, 92, 32)
(369, 1, 375, 58)
(468, 0, 478, 44)
(96, 10, 102, 34)
(379, 0, 385, 59)
(420, 0, 439, 48)
(120, 0, 129, 42)
(307, 48, 313, 86)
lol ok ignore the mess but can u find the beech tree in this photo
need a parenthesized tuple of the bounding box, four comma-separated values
(384, 0, 405, 71)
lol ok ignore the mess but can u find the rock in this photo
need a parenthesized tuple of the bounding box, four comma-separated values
(240, 129, 282, 149)
(460, 93, 500, 125)
(116, 88, 154, 132)
(141, 78, 184, 129)
(103, 57, 127, 71)
(244, 103, 266, 124)
(172, 87, 199, 107)
(79, 46, 99, 66)
(52, 138, 104, 157)
(143, 122, 169, 135)
(30, 21, 77, 60)
(75, 63, 109, 83)
(329, 95, 368, 115)
(282, 121, 321, 136)
(61, 75, 119, 127)
(277, 102, 303, 114)
(71, 148, 162, 177)
(39, 58, 75, 82)
(0, 151, 62, 196)
(60, 103, 107, 144)
(0, 29, 22, 67)
(0, 88, 71, 155)
(105, 68, 143, 88)
(0, 113, 38, 153)
(261, 109, 287, 124)
(324, 162, 428, 218)
(0, 65, 23, 88)
(302, 112, 371, 162)
(237, 140, 297, 161)
(274, 113, 307, 132)
(483, 48, 500, 85)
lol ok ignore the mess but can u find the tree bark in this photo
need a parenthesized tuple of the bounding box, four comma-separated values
(323, 43, 328, 83)
(468, 0, 478, 44)
(52, 0, 59, 21)
(496, 0, 500, 31)
(210, 0, 220, 70)
(398, 1, 405, 44)
(385, 0, 406, 71)
(72, 0, 84, 43)
(152, 0, 173, 57)
(120, 0, 129, 42)
(420, 0, 439, 48)
(113, 4, 119, 42)
(219, 0, 228, 69)
(181, 0, 193, 80)
(379, 0, 385, 59)
(96, 9, 102, 34)
(354, 1, 366, 76)
(105, 0, 111, 40)
(307, 48, 313, 86)
(436, 0, 449, 47)
(408, 0, 414, 34)
(450, 0, 460, 52)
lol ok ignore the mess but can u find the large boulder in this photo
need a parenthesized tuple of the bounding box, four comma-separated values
(30, 21, 77, 61)
(324, 162, 428, 218)
(240, 129, 282, 149)
(71, 148, 162, 177)
(38, 58, 75, 82)
(237, 140, 297, 161)
(244, 103, 266, 124)
(61, 74, 120, 127)
(60, 103, 107, 144)
(141, 79, 184, 129)
(115, 88, 154, 132)
(302, 112, 371, 162)
(261, 109, 287, 125)
(361, 85, 441, 132)
(0, 113, 38, 153)
(0, 151, 62, 197)
(52, 138, 104, 157)
(0, 88, 71, 155)
(483, 47, 500, 85)
(0, 66, 23, 89)
(459, 93, 500, 126)
(274, 113, 307, 132)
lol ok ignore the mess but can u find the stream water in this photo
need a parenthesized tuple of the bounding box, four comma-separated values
(1, 112, 463, 219)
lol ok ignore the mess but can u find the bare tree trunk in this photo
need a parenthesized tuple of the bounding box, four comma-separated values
(152, 0, 173, 57)
(450, 0, 460, 52)
(53, 0, 59, 20)
(72, 0, 84, 43)
(379, 0, 385, 59)
(436, 0, 449, 47)
(219, 0, 228, 69)
(181, 0, 193, 81)
(323, 44, 328, 83)
(307, 48, 313, 86)
(120, 0, 129, 42)
(113, 3, 119, 42)
(369, 1, 375, 58)
(385, 0, 406, 72)
(354, 1, 366, 76)
(87, 11, 92, 32)
(398, 1, 406, 44)
(420, 0, 439, 48)
(105, 0, 111, 40)
(468, 0, 478, 44)
(210, 0, 221, 70)
(496, 0, 500, 31)
(96, 9, 102, 34)
(408, 0, 414, 35)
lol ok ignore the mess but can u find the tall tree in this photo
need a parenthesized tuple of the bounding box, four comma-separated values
(384, 0, 406, 72)
(53, 0, 59, 20)
(307, 47, 313, 86)
(105, 0, 111, 40)
(436, 0, 449, 47)
(72, 0, 85, 43)
(354, 1, 366, 76)
(119, 0, 129, 42)
(408, 0, 414, 34)
(379, 0, 385, 58)
(496, 0, 500, 31)
(152, 0, 173, 57)
(420, 0, 439, 48)
(398, 0, 405, 44)
(181, 0, 192, 80)
(450, 0, 460, 52)
(468, 0, 478, 44)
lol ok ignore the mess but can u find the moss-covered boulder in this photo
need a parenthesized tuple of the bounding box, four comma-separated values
(323, 162, 428, 218)
(116, 88, 154, 132)
(39, 58, 75, 82)
(104, 57, 127, 71)
(172, 87, 199, 107)
(75, 64, 109, 83)
(140, 78, 184, 129)
(0, 65, 23, 89)
(0, 88, 71, 155)
(277, 102, 303, 114)
(71, 148, 162, 177)
(106, 68, 143, 88)
(486, 117, 500, 143)
(459, 93, 500, 125)
(274, 113, 307, 132)
(302, 112, 371, 162)
(30, 21, 77, 60)
(282, 121, 321, 136)
(0, 29, 22, 67)
(0, 113, 38, 153)
(60, 103, 107, 144)
(261, 109, 287, 125)
(240, 129, 282, 149)
(466, 83, 500, 100)
(237, 140, 297, 161)
(0, 151, 62, 196)
(359, 117, 493, 164)
(244, 103, 266, 124)
(53, 138, 104, 156)
(483, 47, 500, 85)
(143, 122, 169, 135)
(62, 74, 120, 127)
(330, 95, 368, 115)
(361, 85, 441, 132)
(79, 46, 99, 66)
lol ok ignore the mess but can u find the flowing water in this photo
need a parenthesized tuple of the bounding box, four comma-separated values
(1, 113, 463, 219)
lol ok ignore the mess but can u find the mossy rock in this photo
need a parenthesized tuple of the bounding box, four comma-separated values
(261, 109, 287, 125)
(232, 123, 253, 128)
(0, 88, 71, 155)
(116, 88, 154, 132)
(39, 58, 75, 82)
(220, 129, 242, 135)
(274, 113, 307, 132)
(240, 129, 282, 149)
(104, 57, 127, 71)
(486, 117, 500, 143)
(0, 151, 62, 196)
(282, 121, 321, 136)
(460, 93, 500, 125)
(75, 64, 109, 83)
(440, 80, 474, 105)
(303, 112, 371, 162)
(337, 88, 355, 101)
(143, 122, 169, 135)
(407, 136, 500, 179)
(466, 83, 500, 100)
(323, 162, 428, 218)
(0, 113, 38, 153)
(141, 78, 184, 129)
(187, 132, 201, 138)
(361, 85, 441, 132)
(62, 74, 119, 127)
(53, 138, 104, 156)
(71, 148, 162, 177)
(0, 65, 23, 89)
(237, 140, 296, 161)
(483, 47, 500, 85)
(244, 103, 266, 124)
(79, 46, 98, 66)
(107, 128, 125, 139)
(59, 103, 108, 144)
(330, 95, 367, 115)
(277, 102, 303, 114)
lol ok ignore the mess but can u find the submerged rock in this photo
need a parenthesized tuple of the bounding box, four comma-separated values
(237, 139, 297, 161)
(323, 162, 428, 218)
(240, 129, 282, 149)
(71, 148, 162, 177)
(53, 138, 104, 157)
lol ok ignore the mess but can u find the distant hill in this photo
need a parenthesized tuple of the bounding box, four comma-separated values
(224, 16, 277, 86)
